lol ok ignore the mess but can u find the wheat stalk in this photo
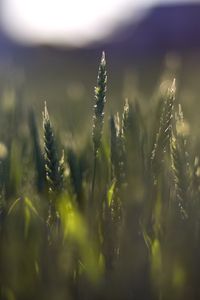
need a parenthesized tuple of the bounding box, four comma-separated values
(28, 108, 45, 193)
(171, 104, 191, 219)
(110, 113, 125, 185)
(151, 79, 176, 177)
(91, 52, 107, 201)
(92, 51, 107, 156)
(43, 102, 65, 229)
(43, 102, 64, 194)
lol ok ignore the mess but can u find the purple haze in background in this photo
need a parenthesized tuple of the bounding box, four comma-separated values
(0, 3, 200, 59)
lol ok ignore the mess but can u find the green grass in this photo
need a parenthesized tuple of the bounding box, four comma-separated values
(0, 53, 200, 300)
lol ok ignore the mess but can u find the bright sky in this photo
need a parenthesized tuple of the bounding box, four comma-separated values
(0, 0, 191, 46)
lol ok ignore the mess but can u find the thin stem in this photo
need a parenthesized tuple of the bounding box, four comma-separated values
(91, 152, 97, 204)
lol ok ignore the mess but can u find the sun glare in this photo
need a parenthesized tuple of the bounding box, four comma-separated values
(0, 0, 190, 46)
(0, 0, 150, 46)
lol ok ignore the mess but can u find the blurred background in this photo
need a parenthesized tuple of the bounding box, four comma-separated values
(0, 3, 200, 299)
(0, 0, 200, 134)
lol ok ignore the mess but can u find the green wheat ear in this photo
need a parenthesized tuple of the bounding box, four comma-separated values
(91, 52, 107, 202)
(151, 79, 176, 177)
(28, 108, 45, 193)
(171, 104, 191, 219)
(43, 102, 64, 194)
(92, 51, 107, 157)
(110, 113, 126, 185)
(122, 98, 130, 136)
(122, 98, 140, 142)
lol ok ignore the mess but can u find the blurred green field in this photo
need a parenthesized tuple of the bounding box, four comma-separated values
(0, 51, 200, 300)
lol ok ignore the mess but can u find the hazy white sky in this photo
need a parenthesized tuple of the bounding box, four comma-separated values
(0, 0, 192, 46)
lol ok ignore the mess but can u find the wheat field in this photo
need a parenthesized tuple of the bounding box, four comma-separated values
(0, 52, 199, 300)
